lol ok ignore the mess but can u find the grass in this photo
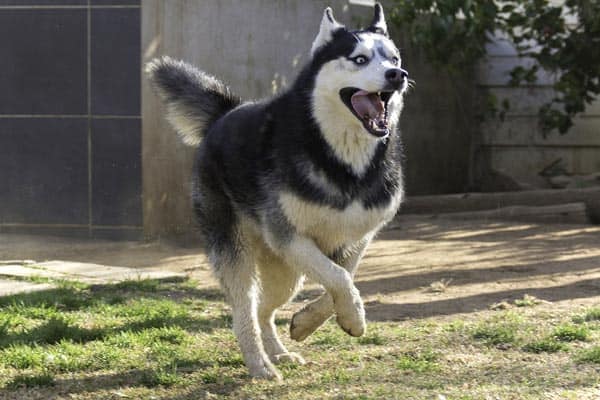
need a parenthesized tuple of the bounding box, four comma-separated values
(6, 372, 55, 389)
(0, 279, 598, 399)
(576, 346, 600, 364)
(552, 324, 589, 342)
(522, 339, 567, 354)
(471, 313, 524, 347)
(573, 307, 600, 324)
(396, 349, 439, 372)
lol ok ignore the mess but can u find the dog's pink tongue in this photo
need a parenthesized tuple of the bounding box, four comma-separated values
(351, 90, 384, 119)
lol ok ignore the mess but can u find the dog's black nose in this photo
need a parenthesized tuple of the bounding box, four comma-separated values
(385, 68, 408, 87)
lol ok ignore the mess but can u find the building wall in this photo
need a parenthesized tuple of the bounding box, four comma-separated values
(0, 0, 142, 239)
(476, 33, 600, 189)
(141, 0, 476, 239)
(142, 0, 374, 239)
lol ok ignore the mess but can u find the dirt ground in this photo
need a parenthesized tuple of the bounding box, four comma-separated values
(2, 216, 600, 321)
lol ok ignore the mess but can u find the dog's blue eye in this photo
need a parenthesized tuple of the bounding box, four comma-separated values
(352, 56, 368, 65)
(391, 56, 399, 65)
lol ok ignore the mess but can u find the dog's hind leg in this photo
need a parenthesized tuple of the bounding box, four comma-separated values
(214, 246, 282, 381)
(196, 187, 281, 380)
(256, 253, 305, 365)
(290, 236, 372, 342)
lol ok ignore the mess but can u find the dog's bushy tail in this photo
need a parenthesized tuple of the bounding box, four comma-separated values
(145, 56, 241, 146)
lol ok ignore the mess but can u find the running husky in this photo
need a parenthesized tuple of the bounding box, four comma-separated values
(146, 3, 409, 380)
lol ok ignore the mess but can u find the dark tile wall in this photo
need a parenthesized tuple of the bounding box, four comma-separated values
(0, 1, 86, 5)
(91, 8, 140, 115)
(0, 10, 87, 114)
(91, 118, 141, 226)
(0, 118, 89, 224)
(0, 2, 142, 240)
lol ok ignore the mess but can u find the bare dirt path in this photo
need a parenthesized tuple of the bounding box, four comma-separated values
(2, 216, 599, 321)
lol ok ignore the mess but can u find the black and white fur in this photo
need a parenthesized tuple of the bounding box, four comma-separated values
(146, 4, 408, 380)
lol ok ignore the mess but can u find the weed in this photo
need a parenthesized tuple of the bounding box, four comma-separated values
(583, 308, 600, 322)
(396, 350, 439, 372)
(472, 324, 517, 346)
(320, 368, 352, 384)
(575, 346, 600, 364)
(552, 325, 588, 342)
(0, 344, 44, 369)
(142, 367, 181, 387)
(522, 339, 567, 353)
(357, 332, 387, 345)
(514, 294, 543, 307)
(200, 368, 220, 384)
(572, 308, 600, 324)
(424, 278, 453, 293)
(115, 279, 161, 292)
(0, 314, 11, 336)
(310, 333, 344, 347)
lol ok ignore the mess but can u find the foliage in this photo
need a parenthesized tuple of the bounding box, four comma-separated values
(390, 0, 600, 134)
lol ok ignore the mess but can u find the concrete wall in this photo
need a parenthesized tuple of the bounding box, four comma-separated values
(142, 0, 371, 239)
(141, 0, 475, 238)
(395, 36, 476, 195)
(476, 31, 600, 189)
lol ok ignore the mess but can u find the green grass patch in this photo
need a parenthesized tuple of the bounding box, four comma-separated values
(357, 331, 387, 346)
(514, 294, 542, 308)
(522, 339, 567, 353)
(572, 307, 600, 324)
(0, 313, 12, 336)
(583, 308, 600, 322)
(114, 278, 163, 292)
(0, 344, 45, 369)
(396, 349, 439, 373)
(7, 372, 55, 389)
(575, 346, 600, 364)
(552, 325, 589, 342)
(0, 277, 233, 391)
(1, 277, 599, 398)
(472, 324, 517, 346)
(320, 368, 353, 384)
(141, 366, 182, 387)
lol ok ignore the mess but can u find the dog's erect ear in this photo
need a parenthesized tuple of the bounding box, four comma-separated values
(368, 3, 388, 36)
(311, 7, 345, 56)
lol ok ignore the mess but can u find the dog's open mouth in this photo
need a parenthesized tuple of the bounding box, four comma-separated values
(339, 87, 394, 137)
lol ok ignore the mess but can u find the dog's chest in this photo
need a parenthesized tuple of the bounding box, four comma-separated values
(278, 191, 401, 252)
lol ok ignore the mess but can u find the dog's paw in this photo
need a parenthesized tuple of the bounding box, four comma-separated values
(272, 352, 306, 365)
(290, 308, 330, 342)
(248, 361, 283, 381)
(334, 290, 366, 337)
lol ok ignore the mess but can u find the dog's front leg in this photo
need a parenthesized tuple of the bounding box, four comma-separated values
(268, 234, 366, 337)
(290, 236, 372, 341)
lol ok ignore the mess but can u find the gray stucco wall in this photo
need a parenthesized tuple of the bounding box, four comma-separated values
(477, 32, 600, 189)
(141, 0, 475, 239)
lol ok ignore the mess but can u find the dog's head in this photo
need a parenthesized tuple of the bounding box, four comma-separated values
(310, 3, 408, 138)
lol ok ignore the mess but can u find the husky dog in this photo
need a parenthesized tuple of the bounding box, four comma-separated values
(146, 3, 409, 380)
